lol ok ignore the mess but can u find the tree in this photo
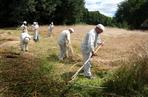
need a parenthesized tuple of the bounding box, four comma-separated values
(0, 0, 60, 27)
(34, 0, 60, 24)
(0, 0, 114, 27)
(54, 0, 85, 25)
(83, 10, 113, 26)
(115, 0, 148, 29)
(0, 0, 36, 27)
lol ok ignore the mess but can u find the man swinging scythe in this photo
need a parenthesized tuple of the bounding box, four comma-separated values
(71, 24, 105, 80)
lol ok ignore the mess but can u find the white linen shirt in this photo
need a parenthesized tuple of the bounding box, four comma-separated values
(32, 24, 39, 32)
(58, 30, 71, 45)
(81, 29, 101, 53)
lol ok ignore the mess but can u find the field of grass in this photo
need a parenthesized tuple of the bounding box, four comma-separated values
(0, 25, 148, 97)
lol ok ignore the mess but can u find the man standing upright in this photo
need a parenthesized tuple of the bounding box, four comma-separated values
(48, 22, 54, 37)
(20, 21, 28, 33)
(32, 22, 40, 42)
(58, 28, 74, 61)
(81, 24, 105, 79)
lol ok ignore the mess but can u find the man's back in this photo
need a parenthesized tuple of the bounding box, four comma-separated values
(20, 32, 31, 40)
(58, 30, 70, 44)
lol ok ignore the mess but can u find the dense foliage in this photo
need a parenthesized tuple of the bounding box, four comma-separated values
(0, 0, 59, 26)
(0, 0, 147, 29)
(83, 9, 113, 26)
(114, 0, 148, 29)
(0, 0, 112, 27)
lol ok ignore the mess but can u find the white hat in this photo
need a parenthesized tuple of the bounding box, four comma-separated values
(33, 22, 37, 25)
(69, 28, 74, 33)
(23, 21, 27, 24)
(96, 24, 105, 31)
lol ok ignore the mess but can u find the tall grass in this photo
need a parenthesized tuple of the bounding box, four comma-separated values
(102, 45, 148, 97)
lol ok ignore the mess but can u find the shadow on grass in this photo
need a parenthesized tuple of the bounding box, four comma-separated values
(47, 53, 59, 62)
(47, 53, 82, 65)
(61, 72, 74, 82)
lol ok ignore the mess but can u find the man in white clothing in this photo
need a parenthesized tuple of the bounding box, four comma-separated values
(20, 31, 31, 52)
(20, 21, 28, 33)
(58, 28, 74, 61)
(48, 22, 54, 37)
(81, 24, 105, 79)
(32, 22, 39, 42)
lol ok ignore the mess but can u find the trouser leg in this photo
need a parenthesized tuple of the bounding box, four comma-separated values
(20, 41, 25, 51)
(58, 44, 63, 60)
(20, 41, 23, 51)
(37, 32, 39, 41)
(58, 44, 66, 60)
(34, 32, 39, 42)
(82, 52, 92, 77)
(48, 30, 52, 37)
(24, 43, 28, 51)
(65, 45, 69, 58)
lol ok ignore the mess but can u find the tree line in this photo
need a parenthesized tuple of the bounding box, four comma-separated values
(0, 0, 113, 27)
(0, 0, 147, 29)
(114, 0, 148, 29)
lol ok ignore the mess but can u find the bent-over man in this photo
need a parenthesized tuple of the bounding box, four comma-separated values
(20, 28, 31, 52)
(58, 28, 75, 61)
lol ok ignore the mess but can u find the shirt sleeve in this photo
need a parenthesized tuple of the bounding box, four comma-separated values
(66, 32, 71, 45)
(88, 33, 95, 52)
(20, 25, 24, 30)
(97, 35, 102, 44)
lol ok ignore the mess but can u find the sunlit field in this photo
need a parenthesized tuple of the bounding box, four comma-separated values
(0, 25, 148, 97)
